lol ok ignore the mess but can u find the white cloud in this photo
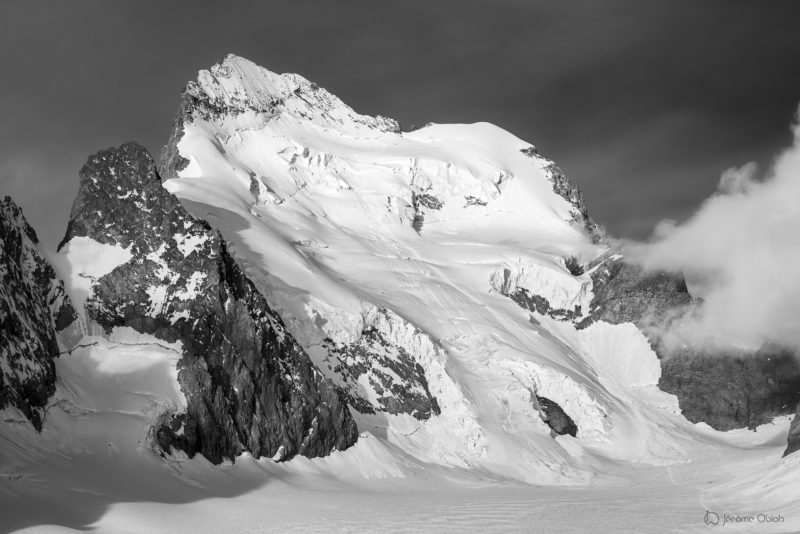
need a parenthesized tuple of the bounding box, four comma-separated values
(626, 108, 800, 351)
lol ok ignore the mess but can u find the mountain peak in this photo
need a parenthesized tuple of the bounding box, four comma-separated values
(57, 142, 358, 463)
(190, 54, 296, 113)
(160, 55, 401, 178)
(187, 54, 400, 131)
(2, 195, 39, 244)
(59, 141, 162, 252)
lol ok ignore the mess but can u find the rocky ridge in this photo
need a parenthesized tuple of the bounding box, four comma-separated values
(160, 54, 400, 178)
(0, 197, 80, 430)
(784, 404, 800, 457)
(59, 142, 358, 463)
(520, 146, 604, 242)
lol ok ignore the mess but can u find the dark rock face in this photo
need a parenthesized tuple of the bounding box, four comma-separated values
(410, 191, 443, 234)
(464, 195, 487, 207)
(520, 147, 604, 243)
(784, 403, 800, 457)
(0, 197, 80, 430)
(413, 192, 443, 211)
(319, 309, 441, 420)
(659, 347, 800, 431)
(508, 287, 582, 322)
(158, 92, 194, 179)
(536, 396, 578, 437)
(564, 256, 585, 277)
(579, 256, 800, 433)
(576, 256, 692, 331)
(61, 142, 357, 463)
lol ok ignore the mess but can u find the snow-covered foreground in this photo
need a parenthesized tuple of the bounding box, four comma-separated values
(0, 337, 797, 533)
(2, 432, 798, 533)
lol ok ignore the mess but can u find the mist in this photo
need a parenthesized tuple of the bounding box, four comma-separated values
(627, 107, 800, 352)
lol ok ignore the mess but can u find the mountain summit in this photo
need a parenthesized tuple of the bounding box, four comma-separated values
(1, 54, 798, 531)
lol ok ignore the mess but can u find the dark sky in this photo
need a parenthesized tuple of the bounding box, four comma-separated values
(2, 1, 800, 246)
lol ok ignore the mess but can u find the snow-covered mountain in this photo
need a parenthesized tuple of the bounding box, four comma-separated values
(2, 54, 799, 532)
(60, 141, 358, 463)
(0, 198, 80, 429)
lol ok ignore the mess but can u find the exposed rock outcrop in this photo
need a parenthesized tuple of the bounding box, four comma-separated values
(784, 403, 800, 457)
(576, 256, 692, 331)
(520, 146, 604, 242)
(491, 263, 591, 324)
(60, 142, 358, 463)
(508, 288, 583, 322)
(410, 191, 443, 234)
(1, 197, 80, 430)
(158, 92, 194, 178)
(536, 396, 578, 437)
(580, 256, 800, 433)
(318, 307, 442, 420)
(659, 346, 800, 431)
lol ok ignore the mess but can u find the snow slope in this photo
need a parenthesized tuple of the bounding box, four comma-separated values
(1, 55, 798, 532)
(161, 55, 682, 477)
(167, 55, 799, 523)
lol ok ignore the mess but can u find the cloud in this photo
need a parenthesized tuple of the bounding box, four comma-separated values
(626, 107, 800, 351)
